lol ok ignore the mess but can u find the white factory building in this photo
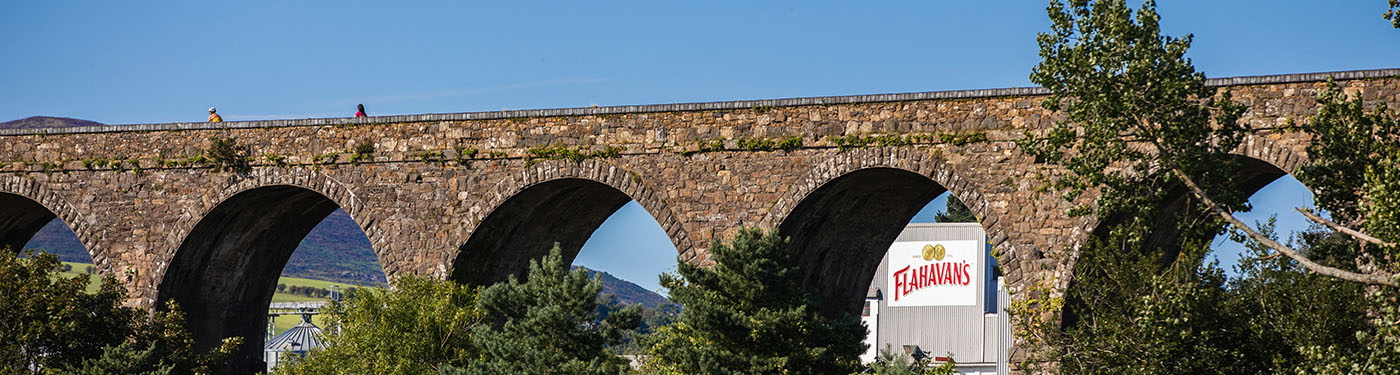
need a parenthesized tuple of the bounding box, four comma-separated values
(861, 222, 1011, 374)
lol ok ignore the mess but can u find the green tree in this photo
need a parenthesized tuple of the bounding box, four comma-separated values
(1223, 221, 1372, 372)
(276, 276, 486, 375)
(640, 228, 866, 375)
(934, 195, 977, 223)
(0, 250, 237, 375)
(440, 246, 640, 375)
(1387, 0, 1399, 28)
(1015, 0, 1399, 373)
(1055, 231, 1259, 374)
(0, 250, 134, 373)
(56, 300, 241, 375)
(1279, 78, 1400, 374)
(1023, 0, 1393, 286)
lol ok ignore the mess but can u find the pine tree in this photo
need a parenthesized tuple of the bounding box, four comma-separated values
(934, 195, 977, 223)
(441, 245, 640, 375)
(641, 228, 867, 375)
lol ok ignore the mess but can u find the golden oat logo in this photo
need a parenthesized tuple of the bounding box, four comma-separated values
(921, 244, 947, 261)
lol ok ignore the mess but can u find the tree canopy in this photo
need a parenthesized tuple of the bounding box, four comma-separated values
(274, 276, 485, 375)
(1013, 0, 1399, 373)
(0, 250, 236, 375)
(640, 228, 867, 375)
(441, 246, 640, 375)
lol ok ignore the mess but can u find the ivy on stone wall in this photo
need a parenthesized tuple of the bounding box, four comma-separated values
(522, 144, 622, 166)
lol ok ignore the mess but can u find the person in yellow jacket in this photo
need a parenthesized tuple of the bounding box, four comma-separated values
(208, 107, 223, 122)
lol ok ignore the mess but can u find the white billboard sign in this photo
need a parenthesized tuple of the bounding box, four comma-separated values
(887, 240, 978, 307)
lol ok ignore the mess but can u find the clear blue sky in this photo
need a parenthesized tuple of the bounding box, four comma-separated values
(5, 1, 1396, 292)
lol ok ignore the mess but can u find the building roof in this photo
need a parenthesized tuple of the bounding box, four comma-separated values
(264, 314, 324, 352)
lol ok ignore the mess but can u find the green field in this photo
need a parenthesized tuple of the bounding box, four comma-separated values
(267, 275, 367, 333)
(58, 262, 369, 335)
(58, 261, 104, 292)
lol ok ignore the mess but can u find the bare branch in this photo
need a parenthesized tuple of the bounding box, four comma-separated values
(1170, 168, 1397, 287)
(1294, 207, 1395, 247)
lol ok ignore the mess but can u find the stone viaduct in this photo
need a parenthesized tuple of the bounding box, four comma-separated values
(2, 68, 1397, 372)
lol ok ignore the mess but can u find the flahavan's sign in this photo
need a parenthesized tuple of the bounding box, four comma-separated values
(887, 240, 978, 307)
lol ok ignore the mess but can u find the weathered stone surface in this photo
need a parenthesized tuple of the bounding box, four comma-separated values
(1, 68, 1396, 373)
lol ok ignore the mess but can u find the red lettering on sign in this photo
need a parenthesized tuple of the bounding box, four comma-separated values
(893, 265, 910, 301)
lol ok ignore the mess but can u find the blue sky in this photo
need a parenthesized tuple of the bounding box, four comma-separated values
(5, 1, 1396, 293)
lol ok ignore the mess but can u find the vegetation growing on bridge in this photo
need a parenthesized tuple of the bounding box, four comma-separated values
(825, 132, 987, 151)
(206, 136, 252, 174)
(682, 135, 803, 156)
(263, 153, 287, 166)
(522, 144, 623, 166)
(453, 145, 479, 164)
(311, 152, 338, 165)
(348, 140, 375, 165)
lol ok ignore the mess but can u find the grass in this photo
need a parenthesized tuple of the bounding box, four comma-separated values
(59, 262, 371, 335)
(58, 261, 103, 292)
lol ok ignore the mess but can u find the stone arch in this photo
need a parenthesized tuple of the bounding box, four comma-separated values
(764, 147, 1010, 317)
(450, 159, 690, 286)
(0, 175, 104, 266)
(153, 168, 382, 374)
(1236, 132, 1310, 176)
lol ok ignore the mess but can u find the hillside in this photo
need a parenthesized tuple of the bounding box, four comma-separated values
(0, 116, 103, 129)
(278, 210, 386, 285)
(575, 266, 670, 309)
(25, 220, 89, 263)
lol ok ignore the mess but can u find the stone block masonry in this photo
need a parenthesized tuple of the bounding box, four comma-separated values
(1, 68, 1396, 373)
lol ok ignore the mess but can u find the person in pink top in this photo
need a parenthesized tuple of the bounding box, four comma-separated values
(355, 104, 367, 118)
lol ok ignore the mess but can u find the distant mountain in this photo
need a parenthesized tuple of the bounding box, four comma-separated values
(574, 266, 670, 309)
(23, 220, 89, 263)
(0, 116, 103, 129)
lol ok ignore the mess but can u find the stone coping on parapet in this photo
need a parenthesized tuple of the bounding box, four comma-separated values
(4, 67, 1397, 137)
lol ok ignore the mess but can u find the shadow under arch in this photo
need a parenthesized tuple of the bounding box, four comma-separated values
(0, 192, 63, 253)
(777, 167, 955, 318)
(453, 177, 664, 285)
(156, 185, 380, 374)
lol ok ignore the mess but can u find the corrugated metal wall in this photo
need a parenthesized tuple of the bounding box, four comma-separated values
(869, 223, 997, 366)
